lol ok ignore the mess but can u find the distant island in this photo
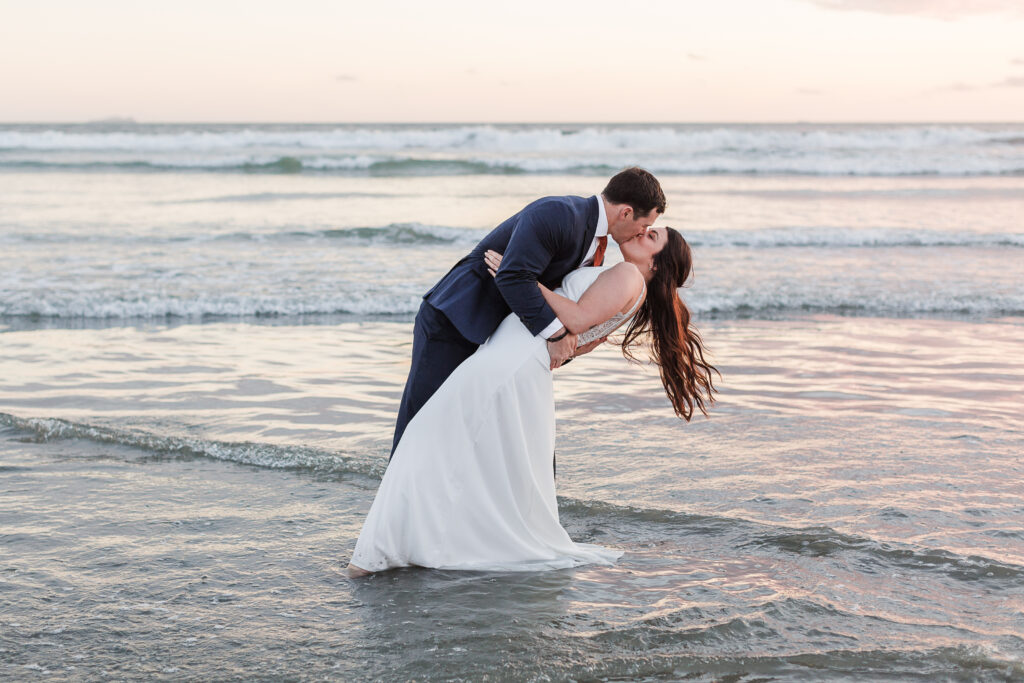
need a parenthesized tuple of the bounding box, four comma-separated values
(87, 116, 137, 124)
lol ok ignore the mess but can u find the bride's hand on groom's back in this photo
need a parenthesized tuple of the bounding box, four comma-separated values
(484, 249, 502, 277)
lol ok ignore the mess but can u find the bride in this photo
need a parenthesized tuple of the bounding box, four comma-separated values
(347, 226, 717, 576)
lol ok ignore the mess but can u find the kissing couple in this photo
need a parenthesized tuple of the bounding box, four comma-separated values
(348, 167, 717, 576)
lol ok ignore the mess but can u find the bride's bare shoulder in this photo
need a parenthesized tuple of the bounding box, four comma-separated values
(600, 262, 644, 290)
(594, 263, 644, 312)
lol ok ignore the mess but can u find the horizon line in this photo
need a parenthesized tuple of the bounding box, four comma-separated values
(3, 119, 1024, 126)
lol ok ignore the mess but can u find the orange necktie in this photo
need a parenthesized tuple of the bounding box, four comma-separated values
(592, 235, 608, 266)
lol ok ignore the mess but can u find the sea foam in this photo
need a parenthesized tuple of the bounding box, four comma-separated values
(3, 123, 1024, 176)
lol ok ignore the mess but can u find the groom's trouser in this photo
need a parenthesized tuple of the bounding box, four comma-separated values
(390, 301, 478, 460)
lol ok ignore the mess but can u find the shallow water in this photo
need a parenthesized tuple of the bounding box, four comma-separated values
(2, 316, 1023, 681)
(3, 122, 1024, 680)
(3, 435, 1021, 681)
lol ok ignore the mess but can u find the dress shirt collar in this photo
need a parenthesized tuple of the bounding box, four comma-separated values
(594, 195, 608, 238)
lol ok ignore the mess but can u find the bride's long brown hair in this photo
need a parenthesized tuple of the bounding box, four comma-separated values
(620, 227, 718, 420)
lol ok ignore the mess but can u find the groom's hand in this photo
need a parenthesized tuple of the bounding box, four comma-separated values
(574, 336, 607, 358)
(547, 329, 577, 370)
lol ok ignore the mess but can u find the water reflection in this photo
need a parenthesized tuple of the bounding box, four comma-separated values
(347, 567, 577, 677)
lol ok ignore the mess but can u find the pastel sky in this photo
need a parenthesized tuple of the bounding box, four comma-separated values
(1, 0, 1023, 122)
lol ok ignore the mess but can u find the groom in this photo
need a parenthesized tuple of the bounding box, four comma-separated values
(391, 167, 666, 458)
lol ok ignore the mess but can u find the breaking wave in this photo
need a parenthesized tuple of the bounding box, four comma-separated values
(4, 123, 1024, 176)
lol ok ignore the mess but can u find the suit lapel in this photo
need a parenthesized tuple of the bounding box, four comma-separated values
(573, 195, 600, 267)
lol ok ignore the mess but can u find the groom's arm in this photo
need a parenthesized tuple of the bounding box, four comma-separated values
(492, 202, 573, 337)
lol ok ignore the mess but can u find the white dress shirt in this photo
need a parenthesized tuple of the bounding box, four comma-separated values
(539, 195, 608, 339)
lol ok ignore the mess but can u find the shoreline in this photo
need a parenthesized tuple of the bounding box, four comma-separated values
(3, 311, 1023, 335)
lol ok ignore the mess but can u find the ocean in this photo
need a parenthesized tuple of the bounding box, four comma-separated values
(1, 123, 1022, 681)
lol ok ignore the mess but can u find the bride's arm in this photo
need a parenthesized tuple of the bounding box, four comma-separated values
(538, 263, 644, 334)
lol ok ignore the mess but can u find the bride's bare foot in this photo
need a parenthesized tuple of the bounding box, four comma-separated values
(345, 562, 372, 578)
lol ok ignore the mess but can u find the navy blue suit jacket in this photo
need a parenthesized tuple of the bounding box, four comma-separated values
(424, 195, 599, 345)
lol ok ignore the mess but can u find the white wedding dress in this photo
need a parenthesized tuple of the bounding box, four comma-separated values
(350, 266, 643, 572)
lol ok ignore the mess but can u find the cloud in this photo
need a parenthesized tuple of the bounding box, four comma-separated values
(1012, 58, 1024, 66)
(687, 53, 706, 61)
(335, 74, 358, 83)
(932, 81, 980, 92)
(804, 0, 1024, 20)
(796, 87, 824, 95)
(929, 75, 1024, 93)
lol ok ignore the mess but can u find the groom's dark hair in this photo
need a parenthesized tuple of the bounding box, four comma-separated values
(602, 167, 666, 217)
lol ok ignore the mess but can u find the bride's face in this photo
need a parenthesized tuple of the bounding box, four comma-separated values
(619, 226, 668, 278)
